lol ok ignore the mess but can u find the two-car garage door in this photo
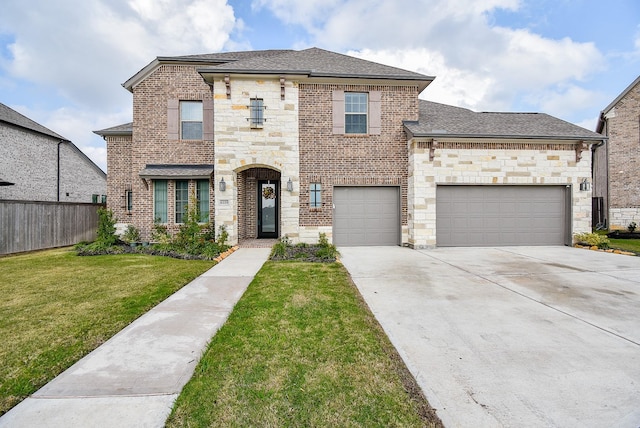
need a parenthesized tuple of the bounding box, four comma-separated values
(436, 185, 570, 247)
(332, 185, 570, 247)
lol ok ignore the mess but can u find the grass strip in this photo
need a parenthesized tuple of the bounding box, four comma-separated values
(0, 248, 214, 415)
(609, 238, 640, 255)
(167, 261, 442, 427)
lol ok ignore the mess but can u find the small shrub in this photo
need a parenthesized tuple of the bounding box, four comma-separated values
(122, 224, 141, 244)
(629, 222, 637, 233)
(152, 219, 171, 244)
(96, 207, 117, 246)
(216, 225, 229, 248)
(316, 232, 339, 260)
(271, 235, 291, 259)
(574, 232, 610, 249)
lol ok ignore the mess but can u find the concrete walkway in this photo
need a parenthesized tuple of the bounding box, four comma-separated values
(0, 248, 271, 428)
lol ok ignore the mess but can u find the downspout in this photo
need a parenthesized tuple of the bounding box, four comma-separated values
(57, 140, 64, 201)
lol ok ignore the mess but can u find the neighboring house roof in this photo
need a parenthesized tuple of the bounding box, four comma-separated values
(1, 102, 106, 176)
(0, 102, 69, 141)
(124, 48, 434, 92)
(94, 122, 133, 137)
(405, 100, 605, 142)
(139, 164, 214, 179)
(596, 74, 640, 133)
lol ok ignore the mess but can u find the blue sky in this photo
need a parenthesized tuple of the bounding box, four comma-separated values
(1, 0, 639, 172)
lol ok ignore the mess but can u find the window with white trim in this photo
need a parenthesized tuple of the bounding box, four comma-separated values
(345, 92, 368, 134)
(180, 101, 203, 139)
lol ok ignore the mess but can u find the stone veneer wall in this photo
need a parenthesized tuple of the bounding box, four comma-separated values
(298, 84, 419, 244)
(610, 208, 640, 229)
(603, 81, 640, 229)
(408, 141, 593, 248)
(212, 77, 299, 245)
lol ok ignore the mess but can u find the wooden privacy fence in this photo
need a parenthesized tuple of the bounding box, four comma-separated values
(0, 200, 102, 255)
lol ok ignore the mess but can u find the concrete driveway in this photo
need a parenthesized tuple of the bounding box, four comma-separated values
(339, 246, 640, 428)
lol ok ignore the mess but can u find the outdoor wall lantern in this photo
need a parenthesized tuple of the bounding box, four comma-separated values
(579, 178, 591, 191)
(287, 177, 293, 192)
(219, 177, 226, 192)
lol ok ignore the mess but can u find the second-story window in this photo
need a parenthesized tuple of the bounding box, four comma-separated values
(345, 92, 368, 134)
(180, 101, 203, 140)
(250, 98, 264, 128)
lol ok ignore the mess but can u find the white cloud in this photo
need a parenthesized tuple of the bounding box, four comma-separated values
(0, 0, 240, 172)
(1, 0, 238, 110)
(255, 0, 605, 119)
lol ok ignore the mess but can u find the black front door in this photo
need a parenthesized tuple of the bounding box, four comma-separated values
(258, 180, 278, 238)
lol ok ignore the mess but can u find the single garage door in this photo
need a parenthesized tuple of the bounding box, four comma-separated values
(334, 187, 400, 246)
(436, 185, 569, 246)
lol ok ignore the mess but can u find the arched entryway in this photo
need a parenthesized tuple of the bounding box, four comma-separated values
(236, 167, 281, 240)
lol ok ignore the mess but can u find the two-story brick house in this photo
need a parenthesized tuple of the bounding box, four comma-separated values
(96, 47, 604, 247)
(593, 75, 640, 230)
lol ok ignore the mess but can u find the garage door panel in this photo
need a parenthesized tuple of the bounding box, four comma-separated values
(437, 186, 568, 247)
(334, 187, 400, 246)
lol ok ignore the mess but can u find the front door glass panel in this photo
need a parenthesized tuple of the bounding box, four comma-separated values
(258, 181, 277, 237)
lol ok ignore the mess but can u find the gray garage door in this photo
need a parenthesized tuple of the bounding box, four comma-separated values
(334, 187, 400, 246)
(436, 185, 569, 246)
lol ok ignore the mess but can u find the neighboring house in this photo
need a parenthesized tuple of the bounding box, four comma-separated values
(593, 75, 640, 230)
(96, 47, 604, 248)
(0, 102, 106, 202)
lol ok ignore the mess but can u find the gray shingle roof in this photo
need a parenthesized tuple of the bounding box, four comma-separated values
(139, 164, 214, 179)
(198, 48, 433, 82)
(0, 102, 69, 141)
(159, 50, 294, 63)
(94, 122, 133, 137)
(405, 100, 605, 141)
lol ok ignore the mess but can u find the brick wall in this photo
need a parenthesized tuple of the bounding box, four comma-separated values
(110, 65, 215, 240)
(298, 84, 418, 243)
(604, 81, 640, 228)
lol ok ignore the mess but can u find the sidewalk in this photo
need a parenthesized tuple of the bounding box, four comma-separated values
(0, 248, 271, 428)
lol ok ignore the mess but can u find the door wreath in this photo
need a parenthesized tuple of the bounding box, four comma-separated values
(262, 186, 275, 199)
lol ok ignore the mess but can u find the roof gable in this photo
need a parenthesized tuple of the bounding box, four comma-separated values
(601, 74, 640, 115)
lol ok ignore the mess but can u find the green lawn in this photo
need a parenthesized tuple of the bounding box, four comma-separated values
(609, 238, 640, 254)
(167, 261, 441, 427)
(0, 248, 214, 415)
